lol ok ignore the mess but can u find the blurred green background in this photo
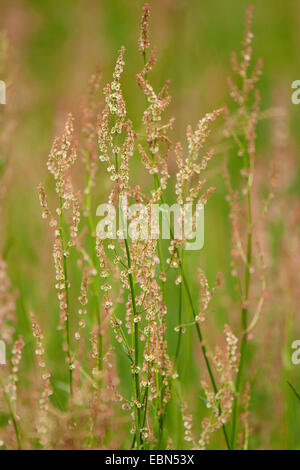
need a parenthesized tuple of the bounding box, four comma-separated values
(1, 0, 300, 449)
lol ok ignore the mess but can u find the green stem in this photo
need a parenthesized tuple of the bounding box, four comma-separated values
(181, 269, 231, 449)
(141, 50, 167, 443)
(84, 150, 103, 370)
(113, 118, 141, 449)
(124, 236, 142, 449)
(156, 188, 230, 447)
(140, 317, 151, 449)
(231, 154, 252, 449)
(174, 273, 183, 371)
(4, 389, 22, 450)
(288, 382, 300, 402)
(59, 196, 73, 397)
(153, 170, 231, 448)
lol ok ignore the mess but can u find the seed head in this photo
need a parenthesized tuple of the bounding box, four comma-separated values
(139, 3, 151, 55)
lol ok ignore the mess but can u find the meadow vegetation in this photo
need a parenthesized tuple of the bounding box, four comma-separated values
(0, 1, 299, 450)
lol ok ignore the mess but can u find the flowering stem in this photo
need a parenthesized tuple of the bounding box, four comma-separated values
(7, 396, 22, 450)
(84, 150, 103, 370)
(150, 166, 169, 446)
(113, 122, 142, 449)
(144, 47, 166, 294)
(181, 268, 231, 450)
(152, 160, 166, 287)
(287, 382, 300, 402)
(59, 196, 73, 397)
(155, 184, 231, 448)
(142, 365, 150, 428)
(1, 378, 22, 450)
(141, 326, 151, 447)
(124, 236, 142, 449)
(174, 264, 183, 370)
(231, 155, 252, 449)
(140, 45, 169, 443)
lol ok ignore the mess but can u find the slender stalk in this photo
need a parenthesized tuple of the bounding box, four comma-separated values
(124, 236, 142, 449)
(142, 371, 149, 430)
(141, 328, 151, 443)
(6, 395, 22, 449)
(231, 151, 252, 449)
(181, 268, 231, 449)
(152, 150, 166, 295)
(152, 169, 231, 448)
(143, 46, 166, 294)
(1, 379, 22, 450)
(153, 170, 167, 444)
(141, 49, 168, 442)
(84, 150, 103, 370)
(113, 121, 142, 449)
(59, 196, 73, 397)
(154, 185, 230, 447)
(288, 382, 300, 402)
(174, 270, 183, 370)
(172, 241, 184, 375)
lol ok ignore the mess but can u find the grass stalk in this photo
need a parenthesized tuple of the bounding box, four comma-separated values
(59, 196, 73, 397)
(0, 378, 22, 450)
(150, 163, 231, 448)
(231, 151, 253, 449)
(288, 382, 300, 402)
(6, 393, 22, 449)
(84, 150, 103, 370)
(174, 273, 183, 371)
(114, 123, 142, 449)
(174, 248, 183, 371)
(126, 238, 142, 449)
(181, 268, 231, 450)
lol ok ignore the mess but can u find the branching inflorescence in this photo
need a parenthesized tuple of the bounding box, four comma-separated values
(225, 6, 267, 449)
(36, 3, 246, 450)
(0, 3, 263, 451)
